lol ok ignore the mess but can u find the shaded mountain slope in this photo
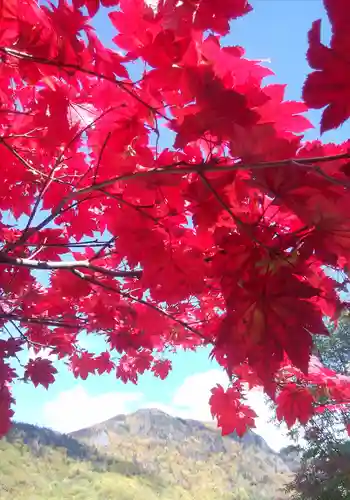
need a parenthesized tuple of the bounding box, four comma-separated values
(0, 422, 168, 500)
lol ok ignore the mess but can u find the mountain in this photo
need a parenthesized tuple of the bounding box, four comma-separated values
(279, 446, 302, 473)
(0, 409, 294, 499)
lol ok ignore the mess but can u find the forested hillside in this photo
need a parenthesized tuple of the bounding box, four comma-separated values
(0, 410, 294, 499)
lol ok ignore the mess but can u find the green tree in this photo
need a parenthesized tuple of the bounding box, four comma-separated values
(284, 315, 350, 500)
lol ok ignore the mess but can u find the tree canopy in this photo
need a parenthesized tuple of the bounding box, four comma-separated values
(0, 0, 350, 438)
(284, 316, 350, 499)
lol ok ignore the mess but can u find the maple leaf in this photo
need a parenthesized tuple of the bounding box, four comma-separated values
(116, 350, 154, 384)
(73, 0, 119, 17)
(194, 0, 252, 34)
(209, 384, 257, 436)
(234, 364, 262, 389)
(116, 355, 139, 384)
(258, 84, 313, 135)
(24, 358, 57, 389)
(70, 352, 97, 380)
(276, 384, 315, 428)
(303, 8, 350, 132)
(152, 359, 172, 380)
(201, 36, 273, 86)
(212, 237, 327, 384)
(0, 339, 23, 358)
(94, 352, 115, 375)
(109, 0, 157, 55)
(141, 31, 191, 69)
(230, 123, 300, 163)
(50, 270, 91, 299)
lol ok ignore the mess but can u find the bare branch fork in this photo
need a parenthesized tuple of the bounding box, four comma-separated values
(0, 254, 142, 279)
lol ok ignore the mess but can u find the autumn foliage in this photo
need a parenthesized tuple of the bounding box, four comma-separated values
(0, 0, 350, 438)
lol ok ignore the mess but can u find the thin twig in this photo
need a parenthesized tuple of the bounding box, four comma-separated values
(89, 234, 118, 261)
(22, 165, 60, 238)
(0, 47, 170, 121)
(93, 132, 111, 184)
(7, 192, 104, 250)
(0, 137, 56, 181)
(3, 324, 25, 367)
(8, 318, 82, 355)
(44, 151, 350, 205)
(56, 105, 122, 171)
(20, 240, 111, 248)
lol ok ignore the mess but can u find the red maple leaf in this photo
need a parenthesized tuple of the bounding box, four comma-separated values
(173, 67, 259, 148)
(0, 339, 23, 358)
(209, 384, 257, 436)
(73, 0, 119, 17)
(94, 352, 115, 375)
(276, 384, 315, 428)
(152, 359, 172, 380)
(303, 0, 350, 132)
(24, 358, 57, 389)
(70, 352, 97, 380)
(194, 0, 252, 34)
(234, 364, 262, 389)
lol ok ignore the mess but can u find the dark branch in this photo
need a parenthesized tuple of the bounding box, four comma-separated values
(0, 314, 81, 329)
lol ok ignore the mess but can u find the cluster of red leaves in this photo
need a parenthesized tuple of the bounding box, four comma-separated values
(275, 356, 350, 429)
(303, 0, 350, 132)
(210, 356, 350, 436)
(0, 0, 349, 437)
(209, 383, 257, 437)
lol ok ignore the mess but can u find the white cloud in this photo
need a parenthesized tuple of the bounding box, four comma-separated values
(149, 369, 292, 452)
(172, 369, 229, 421)
(136, 370, 229, 422)
(245, 388, 291, 452)
(43, 386, 142, 433)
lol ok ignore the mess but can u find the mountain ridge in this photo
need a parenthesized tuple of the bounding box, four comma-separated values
(71, 407, 277, 457)
(70, 407, 294, 498)
(0, 409, 296, 499)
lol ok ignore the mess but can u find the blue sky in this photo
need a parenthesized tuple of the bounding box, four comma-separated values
(11, 0, 350, 452)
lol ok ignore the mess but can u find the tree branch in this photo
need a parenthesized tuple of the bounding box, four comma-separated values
(0, 253, 142, 279)
(0, 137, 67, 184)
(52, 152, 350, 204)
(22, 165, 61, 238)
(0, 314, 82, 329)
(0, 47, 170, 121)
(71, 268, 208, 341)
